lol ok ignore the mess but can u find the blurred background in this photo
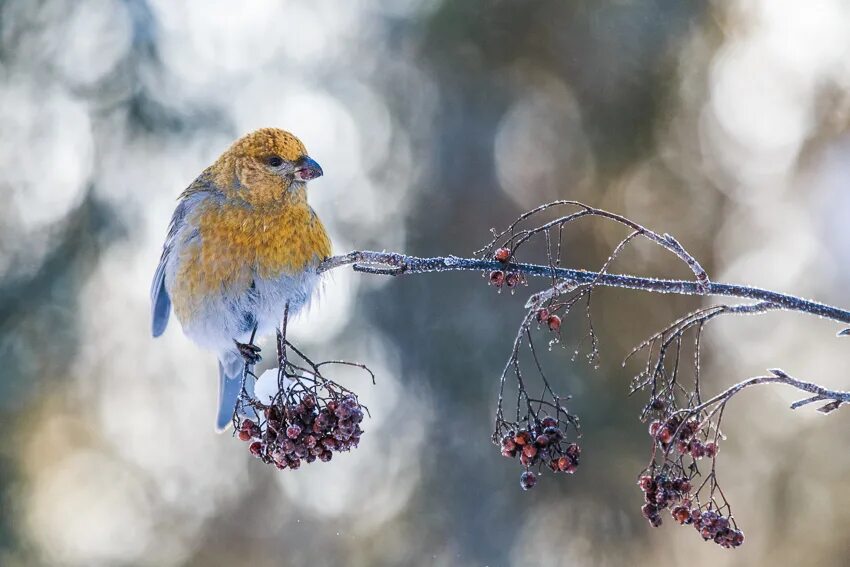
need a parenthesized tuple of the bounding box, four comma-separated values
(1, 0, 850, 565)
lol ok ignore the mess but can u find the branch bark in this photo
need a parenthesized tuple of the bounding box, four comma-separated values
(318, 251, 850, 326)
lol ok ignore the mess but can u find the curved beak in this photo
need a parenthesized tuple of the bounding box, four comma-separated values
(294, 156, 323, 181)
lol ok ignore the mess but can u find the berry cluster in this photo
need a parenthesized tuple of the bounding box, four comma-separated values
(499, 416, 580, 490)
(488, 247, 525, 290)
(682, 509, 745, 548)
(534, 307, 561, 333)
(638, 471, 744, 548)
(648, 417, 718, 459)
(489, 269, 523, 289)
(637, 472, 692, 527)
(237, 394, 364, 469)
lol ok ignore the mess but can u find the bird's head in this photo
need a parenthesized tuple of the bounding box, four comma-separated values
(214, 128, 323, 205)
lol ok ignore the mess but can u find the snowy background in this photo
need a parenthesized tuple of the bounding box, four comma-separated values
(1, 1, 850, 565)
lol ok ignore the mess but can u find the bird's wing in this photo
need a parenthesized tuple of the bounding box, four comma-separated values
(151, 172, 217, 337)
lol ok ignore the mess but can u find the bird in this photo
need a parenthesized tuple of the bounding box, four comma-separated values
(150, 128, 331, 431)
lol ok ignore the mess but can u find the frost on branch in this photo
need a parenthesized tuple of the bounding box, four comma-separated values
(252, 200, 850, 550)
(468, 201, 850, 549)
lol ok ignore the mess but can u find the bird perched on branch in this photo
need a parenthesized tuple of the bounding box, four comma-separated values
(151, 128, 331, 431)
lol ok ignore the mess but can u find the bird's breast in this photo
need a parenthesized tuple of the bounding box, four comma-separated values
(171, 199, 331, 320)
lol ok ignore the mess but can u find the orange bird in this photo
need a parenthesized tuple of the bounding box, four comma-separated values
(151, 128, 331, 430)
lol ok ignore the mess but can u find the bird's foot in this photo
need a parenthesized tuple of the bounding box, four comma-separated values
(234, 340, 262, 365)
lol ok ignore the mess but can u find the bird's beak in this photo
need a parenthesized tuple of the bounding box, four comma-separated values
(294, 156, 323, 181)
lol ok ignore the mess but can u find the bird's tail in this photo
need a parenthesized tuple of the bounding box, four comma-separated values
(216, 351, 252, 432)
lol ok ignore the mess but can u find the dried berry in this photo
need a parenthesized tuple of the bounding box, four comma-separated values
(494, 247, 511, 263)
(638, 475, 655, 492)
(489, 270, 505, 287)
(522, 444, 538, 459)
(514, 431, 531, 446)
(689, 440, 706, 459)
(657, 426, 673, 444)
(671, 506, 691, 524)
(648, 421, 662, 437)
(520, 470, 537, 490)
(249, 442, 263, 458)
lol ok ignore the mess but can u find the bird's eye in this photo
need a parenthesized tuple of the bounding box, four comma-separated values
(266, 155, 284, 167)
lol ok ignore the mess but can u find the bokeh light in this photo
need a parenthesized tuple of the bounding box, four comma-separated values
(1, 1, 849, 565)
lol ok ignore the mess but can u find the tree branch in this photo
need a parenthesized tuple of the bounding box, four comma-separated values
(680, 368, 850, 417)
(318, 251, 850, 326)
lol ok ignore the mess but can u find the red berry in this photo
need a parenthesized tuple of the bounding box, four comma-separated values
(689, 440, 706, 459)
(240, 419, 256, 432)
(547, 315, 561, 332)
(641, 504, 662, 527)
(671, 506, 690, 524)
(237, 430, 252, 442)
(541, 416, 558, 429)
(505, 272, 520, 287)
(489, 270, 505, 287)
(249, 441, 262, 457)
(689, 509, 702, 525)
(535, 434, 550, 447)
(704, 442, 718, 458)
(494, 247, 511, 262)
(681, 419, 699, 439)
(731, 530, 744, 547)
(286, 425, 302, 440)
(638, 475, 655, 492)
(501, 447, 517, 458)
(657, 426, 673, 444)
(536, 308, 550, 323)
(514, 431, 531, 446)
(522, 444, 538, 459)
(565, 443, 580, 460)
(648, 421, 661, 437)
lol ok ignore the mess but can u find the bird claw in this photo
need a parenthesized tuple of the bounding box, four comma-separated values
(234, 340, 262, 365)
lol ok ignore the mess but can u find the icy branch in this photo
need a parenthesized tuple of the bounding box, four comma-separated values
(318, 251, 850, 326)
